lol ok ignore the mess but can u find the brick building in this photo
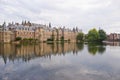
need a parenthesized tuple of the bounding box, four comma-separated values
(108, 33, 120, 41)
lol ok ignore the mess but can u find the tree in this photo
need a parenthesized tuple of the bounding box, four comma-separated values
(15, 37, 22, 41)
(76, 32, 84, 42)
(29, 38, 33, 42)
(61, 36, 64, 41)
(87, 28, 99, 42)
(98, 29, 107, 42)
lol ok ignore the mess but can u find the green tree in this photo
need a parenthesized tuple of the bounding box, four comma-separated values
(88, 28, 99, 42)
(98, 29, 107, 42)
(29, 38, 33, 42)
(15, 37, 22, 41)
(76, 32, 84, 42)
(61, 36, 64, 41)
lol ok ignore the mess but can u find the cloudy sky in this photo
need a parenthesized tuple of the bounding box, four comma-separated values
(0, 0, 120, 33)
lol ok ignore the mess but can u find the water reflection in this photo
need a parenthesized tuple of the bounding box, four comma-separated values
(0, 43, 80, 64)
(76, 43, 84, 51)
(0, 43, 107, 64)
(0, 43, 120, 80)
(88, 43, 106, 55)
(105, 42, 120, 46)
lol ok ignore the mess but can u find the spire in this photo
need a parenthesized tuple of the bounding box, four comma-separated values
(24, 20, 27, 25)
(2, 21, 6, 27)
(28, 21, 31, 26)
(49, 22, 51, 28)
(76, 26, 78, 32)
(22, 21, 24, 25)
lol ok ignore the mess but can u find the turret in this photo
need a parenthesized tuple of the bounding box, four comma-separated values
(49, 22, 51, 28)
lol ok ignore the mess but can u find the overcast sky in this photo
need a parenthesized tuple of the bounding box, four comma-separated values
(0, 0, 120, 33)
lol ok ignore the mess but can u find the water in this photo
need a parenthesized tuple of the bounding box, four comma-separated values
(0, 42, 120, 80)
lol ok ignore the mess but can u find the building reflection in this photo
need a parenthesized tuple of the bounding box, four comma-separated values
(105, 42, 120, 46)
(0, 42, 108, 64)
(0, 43, 82, 64)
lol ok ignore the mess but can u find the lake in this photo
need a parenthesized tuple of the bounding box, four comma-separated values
(0, 42, 120, 80)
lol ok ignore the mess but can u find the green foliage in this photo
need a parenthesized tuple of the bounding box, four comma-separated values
(87, 28, 99, 42)
(98, 29, 107, 42)
(27, 38, 33, 42)
(61, 36, 64, 41)
(88, 43, 106, 55)
(88, 46, 98, 55)
(23, 38, 28, 40)
(15, 37, 22, 41)
(47, 38, 53, 41)
(76, 32, 84, 42)
(28, 38, 33, 41)
(87, 28, 107, 42)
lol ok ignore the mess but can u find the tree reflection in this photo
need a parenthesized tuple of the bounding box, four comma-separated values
(88, 43, 106, 55)
(98, 46, 106, 54)
(88, 43, 98, 55)
(76, 43, 84, 51)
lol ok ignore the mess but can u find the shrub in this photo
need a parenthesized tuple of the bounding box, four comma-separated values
(15, 37, 22, 41)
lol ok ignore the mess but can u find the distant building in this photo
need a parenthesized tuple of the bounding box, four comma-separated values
(108, 33, 120, 41)
(0, 21, 81, 43)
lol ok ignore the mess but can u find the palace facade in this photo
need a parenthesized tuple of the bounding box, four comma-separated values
(0, 21, 81, 43)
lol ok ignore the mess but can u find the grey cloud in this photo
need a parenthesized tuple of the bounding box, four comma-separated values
(0, 0, 120, 34)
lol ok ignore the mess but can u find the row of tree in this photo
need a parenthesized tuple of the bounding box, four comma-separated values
(76, 28, 107, 42)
